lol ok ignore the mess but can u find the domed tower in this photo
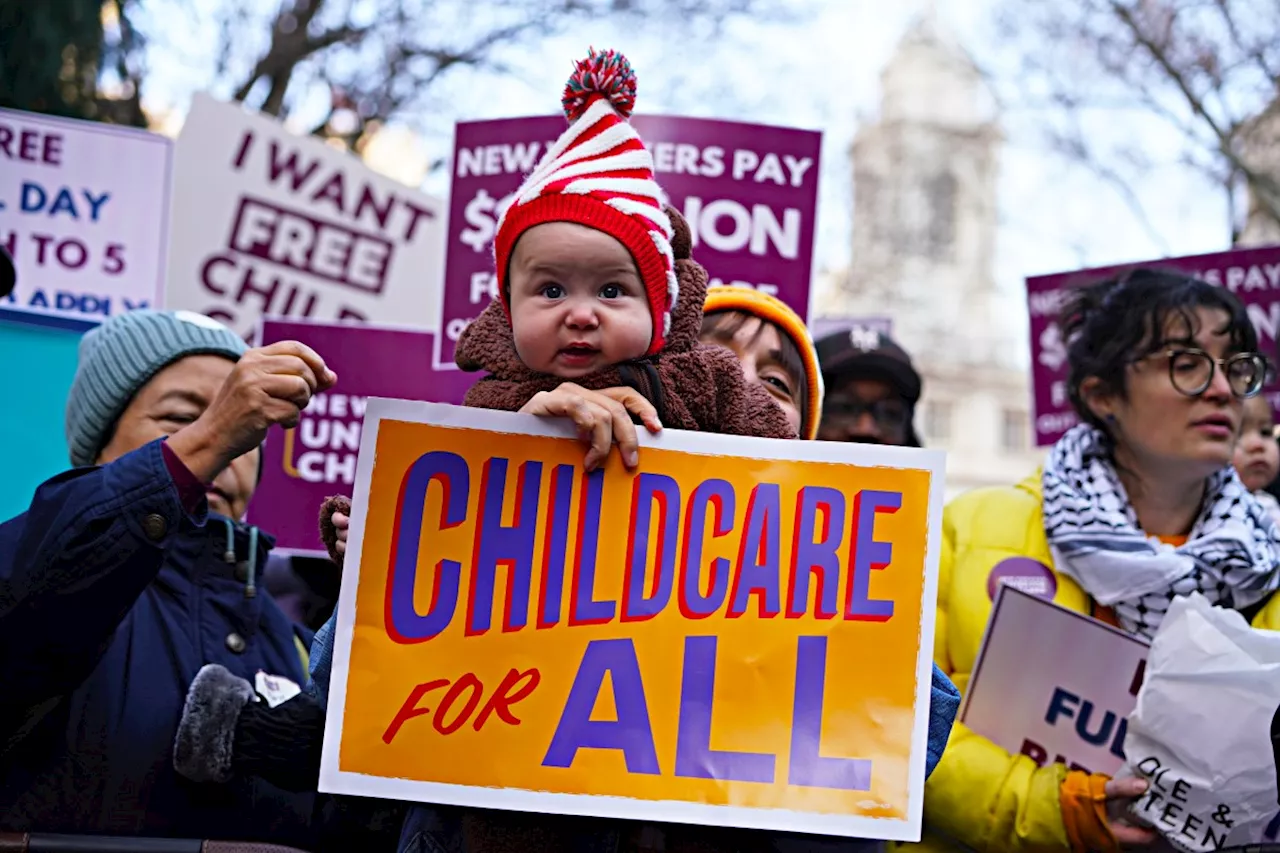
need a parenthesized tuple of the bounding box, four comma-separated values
(820, 9, 1044, 498)
(837, 9, 1003, 363)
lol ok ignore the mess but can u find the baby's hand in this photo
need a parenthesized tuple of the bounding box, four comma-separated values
(318, 495, 353, 567)
(520, 383, 661, 472)
(596, 387, 662, 435)
(332, 512, 349, 555)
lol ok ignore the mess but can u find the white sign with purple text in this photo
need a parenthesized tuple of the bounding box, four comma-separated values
(0, 107, 173, 329)
(166, 94, 446, 340)
(960, 584, 1149, 776)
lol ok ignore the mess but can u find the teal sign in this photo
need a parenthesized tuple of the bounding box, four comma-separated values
(0, 315, 85, 522)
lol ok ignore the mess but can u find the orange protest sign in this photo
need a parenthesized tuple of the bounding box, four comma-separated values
(319, 400, 945, 841)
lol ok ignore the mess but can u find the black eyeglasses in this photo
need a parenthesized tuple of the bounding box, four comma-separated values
(1137, 348, 1268, 399)
(820, 397, 910, 433)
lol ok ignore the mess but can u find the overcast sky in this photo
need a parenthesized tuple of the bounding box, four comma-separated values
(140, 0, 1235, 337)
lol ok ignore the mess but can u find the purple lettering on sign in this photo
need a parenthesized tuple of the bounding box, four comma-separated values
(727, 483, 783, 619)
(674, 636, 777, 783)
(569, 470, 615, 626)
(0, 123, 64, 165)
(622, 473, 680, 622)
(467, 458, 541, 636)
(537, 463, 576, 629)
(986, 557, 1058, 601)
(678, 479, 736, 619)
(787, 486, 845, 620)
(788, 636, 872, 790)
(542, 638, 660, 774)
(228, 195, 394, 294)
(845, 490, 901, 621)
(199, 250, 325, 323)
(386, 451, 468, 643)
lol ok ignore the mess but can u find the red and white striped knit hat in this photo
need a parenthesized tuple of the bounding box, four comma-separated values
(493, 49, 677, 356)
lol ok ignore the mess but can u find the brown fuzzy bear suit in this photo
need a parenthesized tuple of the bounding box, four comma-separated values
(313, 207, 794, 853)
(313, 210, 795, 852)
(317, 206, 794, 564)
(455, 205, 795, 435)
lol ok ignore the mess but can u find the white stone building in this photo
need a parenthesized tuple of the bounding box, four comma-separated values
(1238, 100, 1280, 247)
(814, 14, 1045, 500)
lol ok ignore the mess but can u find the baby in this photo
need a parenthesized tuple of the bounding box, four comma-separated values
(174, 51, 796, 851)
(450, 54, 794, 433)
(321, 47, 798, 853)
(1234, 394, 1280, 525)
(317, 47, 794, 559)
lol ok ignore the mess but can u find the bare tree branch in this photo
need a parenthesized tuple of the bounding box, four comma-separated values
(996, 0, 1280, 244)
(205, 0, 790, 128)
(231, 0, 372, 115)
(1109, 0, 1280, 232)
(1213, 0, 1279, 83)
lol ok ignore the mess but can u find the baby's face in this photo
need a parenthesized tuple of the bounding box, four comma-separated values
(1234, 394, 1279, 492)
(508, 222, 652, 378)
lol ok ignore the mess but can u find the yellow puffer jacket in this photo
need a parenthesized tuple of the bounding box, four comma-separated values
(904, 473, 1280, 852)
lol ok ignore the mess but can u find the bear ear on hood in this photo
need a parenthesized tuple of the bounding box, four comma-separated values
(666, 205, 693, 261)
(454, 298, 526, 375)
(660, 205, 709, 354)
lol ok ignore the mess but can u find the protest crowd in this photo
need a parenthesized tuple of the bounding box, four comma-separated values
(6, 40, 1280, 853)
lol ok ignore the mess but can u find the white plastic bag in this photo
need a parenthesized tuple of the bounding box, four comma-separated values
(1118, 593, 1280, 852)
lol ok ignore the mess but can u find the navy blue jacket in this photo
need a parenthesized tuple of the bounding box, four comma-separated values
(0, 439, 315, 844)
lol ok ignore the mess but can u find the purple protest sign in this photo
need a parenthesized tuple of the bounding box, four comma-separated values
(246, 319, 474, 554)
(808, 316, 893, 343)
(436, 114, 822, 368)
(1027, 245, 1280, 446)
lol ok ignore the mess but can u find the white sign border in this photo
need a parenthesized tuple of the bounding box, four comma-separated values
(319, 397, 947, 842)
(959, 583, 1150, 727)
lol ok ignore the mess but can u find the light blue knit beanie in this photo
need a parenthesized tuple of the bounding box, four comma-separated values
(66, 310, 248, 467)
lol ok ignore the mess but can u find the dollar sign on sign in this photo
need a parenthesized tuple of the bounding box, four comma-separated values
(460, 190, 498, 252)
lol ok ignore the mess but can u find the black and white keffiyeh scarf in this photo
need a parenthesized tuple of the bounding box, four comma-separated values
(1043, 424, 1280, 639)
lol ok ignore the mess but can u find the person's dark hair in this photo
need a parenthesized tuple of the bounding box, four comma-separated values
(700, 309, 810, 438)
(1061, 267, 1259, 433)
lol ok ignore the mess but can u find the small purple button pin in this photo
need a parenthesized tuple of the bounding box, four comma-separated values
(986, 557, 1058, 601)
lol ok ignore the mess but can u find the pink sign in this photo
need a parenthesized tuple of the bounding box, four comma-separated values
(246, 318, 474, 554)
(961, 585, 1148, 777)
(437, 115, 822, 368)
(1027, 245, 1280, 445)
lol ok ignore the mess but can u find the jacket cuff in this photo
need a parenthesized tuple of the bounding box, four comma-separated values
(161, 439, 209, 515)
(106, 439, 207, 542)
(1059, 770, 1118, 853)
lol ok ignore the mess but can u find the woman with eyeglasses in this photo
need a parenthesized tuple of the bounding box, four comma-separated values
(917, 269, 1280, 853)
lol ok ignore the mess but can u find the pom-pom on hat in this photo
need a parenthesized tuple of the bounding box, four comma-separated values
(493, 48, 677, 356)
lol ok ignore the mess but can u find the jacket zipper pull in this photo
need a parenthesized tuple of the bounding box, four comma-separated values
(222, 518, 235, 564)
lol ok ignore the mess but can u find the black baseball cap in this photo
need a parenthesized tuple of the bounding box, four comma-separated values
(815, 328, 922, 404)
(0, 245, 13, 299)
